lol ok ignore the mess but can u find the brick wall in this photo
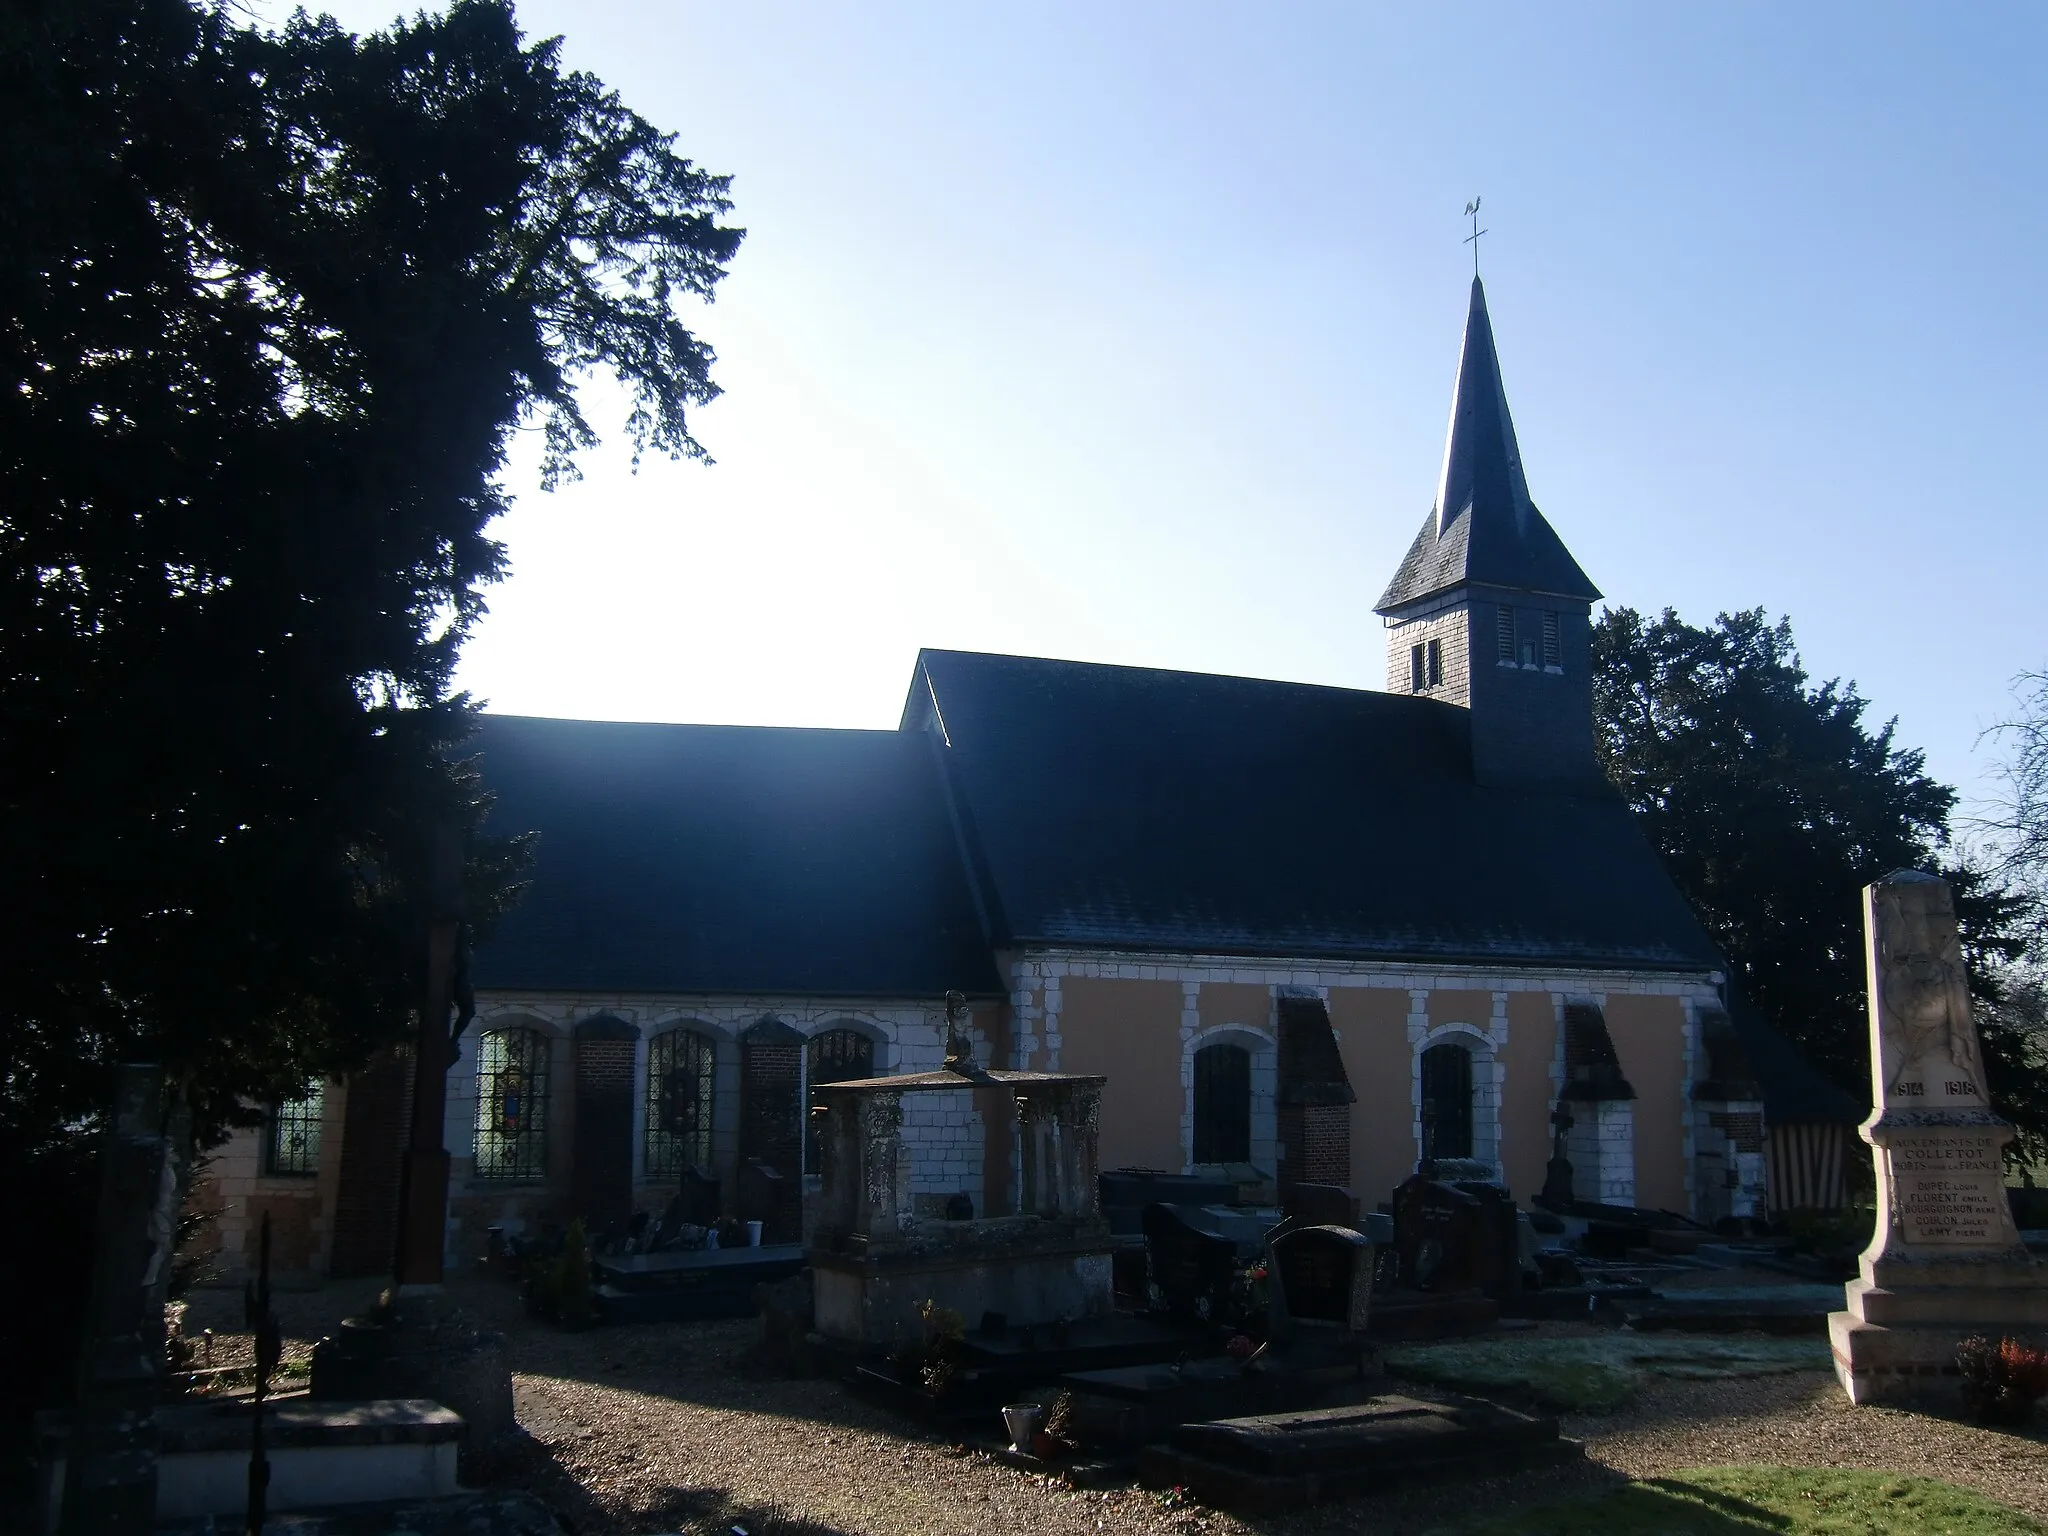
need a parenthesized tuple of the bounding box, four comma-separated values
(572, 1017, 639, 1233)
(740, 1024, 804, 1242)
(1280, 1102, 1351, 1189)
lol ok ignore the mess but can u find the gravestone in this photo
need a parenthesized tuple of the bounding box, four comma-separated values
(1391, 1173, 1518, 1298)
(1829, 871, 2047, 1405)
(1142, 1204, 1241, 1322)
(1267, 1224, 1372, 1338)
(1281, 1182, 1360, 1230)
(679, 1166, 722, 1226)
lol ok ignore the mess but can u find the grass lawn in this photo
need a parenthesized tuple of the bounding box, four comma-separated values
(1384, 1334, 1831, 1412)
(1462, 1467, 2042, 1534)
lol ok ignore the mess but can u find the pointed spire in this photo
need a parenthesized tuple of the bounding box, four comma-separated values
(1375, 278, 1600, 614)
(1434, 277, 1531, 540)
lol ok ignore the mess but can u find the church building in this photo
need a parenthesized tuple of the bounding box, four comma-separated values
(204, 279, 1844, 1281)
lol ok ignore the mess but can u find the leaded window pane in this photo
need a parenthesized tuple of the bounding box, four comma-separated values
(474, 1028, 551, 1181)
(806, 1028, 874, 1173)
(266, 1082, 324, 1176)
(646, 1029, 717, 1178)
(1193, 1042, 1251, 1164)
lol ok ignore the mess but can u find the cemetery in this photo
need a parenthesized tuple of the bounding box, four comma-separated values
(25, 872, 2048, 1534)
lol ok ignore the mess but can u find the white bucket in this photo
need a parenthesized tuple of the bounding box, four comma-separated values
(746, 1220, 764, 1248)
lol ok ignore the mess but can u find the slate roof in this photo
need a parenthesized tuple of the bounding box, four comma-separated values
(911, 649, 1722, 973)
(467, 714, 1001, 998)
(1727, 996, 1864, 1125)
(1376, 277, 1601, 612)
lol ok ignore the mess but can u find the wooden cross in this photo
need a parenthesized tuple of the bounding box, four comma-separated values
(1464, 197, 1487, 277)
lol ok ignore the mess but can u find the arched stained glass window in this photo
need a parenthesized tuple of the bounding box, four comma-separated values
(1193, 1041, 1252, 1165)
(646, 1029, 717, 1178)
(266, 1081, 325, 1176)
(474, 1028, 551, 1180)
(1420, 1041, 1474, 1162)
(806, 1028, 875, 1173)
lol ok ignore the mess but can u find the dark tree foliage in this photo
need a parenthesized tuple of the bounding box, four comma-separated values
(1593, 608, 2047, 1158)
(0, 0, 741, 1157)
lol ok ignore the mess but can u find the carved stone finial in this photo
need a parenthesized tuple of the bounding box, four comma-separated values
(942, 989, 974, 1074)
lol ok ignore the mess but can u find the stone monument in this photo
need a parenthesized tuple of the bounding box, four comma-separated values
(1829, 870, 2046, 1404)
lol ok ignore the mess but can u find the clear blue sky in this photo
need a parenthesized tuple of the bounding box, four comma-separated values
(306, 2, 2046, 820)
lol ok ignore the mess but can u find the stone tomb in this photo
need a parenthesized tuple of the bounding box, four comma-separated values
(808, 1068, 1115, 1348)
(1830, 871, 2048, 1404)
(1138, 1394, 1574, 1513)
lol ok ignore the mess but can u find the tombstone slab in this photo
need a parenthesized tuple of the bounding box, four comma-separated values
(1829, 872, 2048, 1405)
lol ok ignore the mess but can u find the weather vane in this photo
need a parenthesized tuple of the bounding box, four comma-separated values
(1464, 197, 1487, 277)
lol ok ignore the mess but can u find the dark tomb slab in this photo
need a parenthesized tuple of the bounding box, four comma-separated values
(1100, 1170, 1234, 1236)
(738, 1158, 787, 1240)
(1142, 1203, 1243, 1323)
(1391, 1171, 1519, 1299)
(1139, 1394, 1576, 1513)
(1061, 1353, 1360, 1451)
(678, 1166, 721, 1226)
(1269, 1224, 1373, 1339)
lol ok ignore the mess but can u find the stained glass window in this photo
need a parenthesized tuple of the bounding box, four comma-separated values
(1192, 1042, 1251, 1164)
(266, 1082, 324, 1176)
(805, 1028, 875, 1173)
(645, 1029, 717, 1178)
(474, 1028, 551, 1180)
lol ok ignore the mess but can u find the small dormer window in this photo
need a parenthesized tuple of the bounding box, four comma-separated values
(1542, 611, 1561, 669)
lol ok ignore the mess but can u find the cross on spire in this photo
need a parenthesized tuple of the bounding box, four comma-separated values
(1463, 197, 1487, 277)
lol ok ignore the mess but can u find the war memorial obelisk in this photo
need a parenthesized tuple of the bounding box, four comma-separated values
(1830, 871, 2045, 1403)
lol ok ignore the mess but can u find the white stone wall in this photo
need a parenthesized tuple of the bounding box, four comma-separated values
(903, 1088, 987, 1212)
(1567, 1098, 1637, 1206)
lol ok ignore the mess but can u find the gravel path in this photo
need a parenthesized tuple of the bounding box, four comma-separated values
(179, 1278, 2048, 1534)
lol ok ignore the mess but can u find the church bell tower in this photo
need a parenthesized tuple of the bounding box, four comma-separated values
(1374, 277, 1606, 793)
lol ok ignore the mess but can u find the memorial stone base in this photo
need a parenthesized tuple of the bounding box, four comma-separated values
(1829, 1121, 2046, 1406)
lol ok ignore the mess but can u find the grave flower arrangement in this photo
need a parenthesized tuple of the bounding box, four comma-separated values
(1227, 1259, 1271, 1334)
(1957, 1334, 2048, 1423)
(891, 1298, 968, 1398)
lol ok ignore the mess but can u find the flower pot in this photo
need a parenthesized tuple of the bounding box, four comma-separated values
(1001, 1403, 1042, 1454)
(746, 1220, 764, 1247)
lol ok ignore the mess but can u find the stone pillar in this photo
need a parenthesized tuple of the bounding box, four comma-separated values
(1830, 871, 2046, 1404)
(571, 1016, 639, 1236)
(812, 1095, 863, 1239)
(61, 1065, 177, 1536)
(329, 1048, 415, 1278)
(1018, 1089, 1055, 1217)
(1693, 1101, 1768, 1226)
(853, 1091, 911, 1240)
(1564, 1095, 1635, 1206)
